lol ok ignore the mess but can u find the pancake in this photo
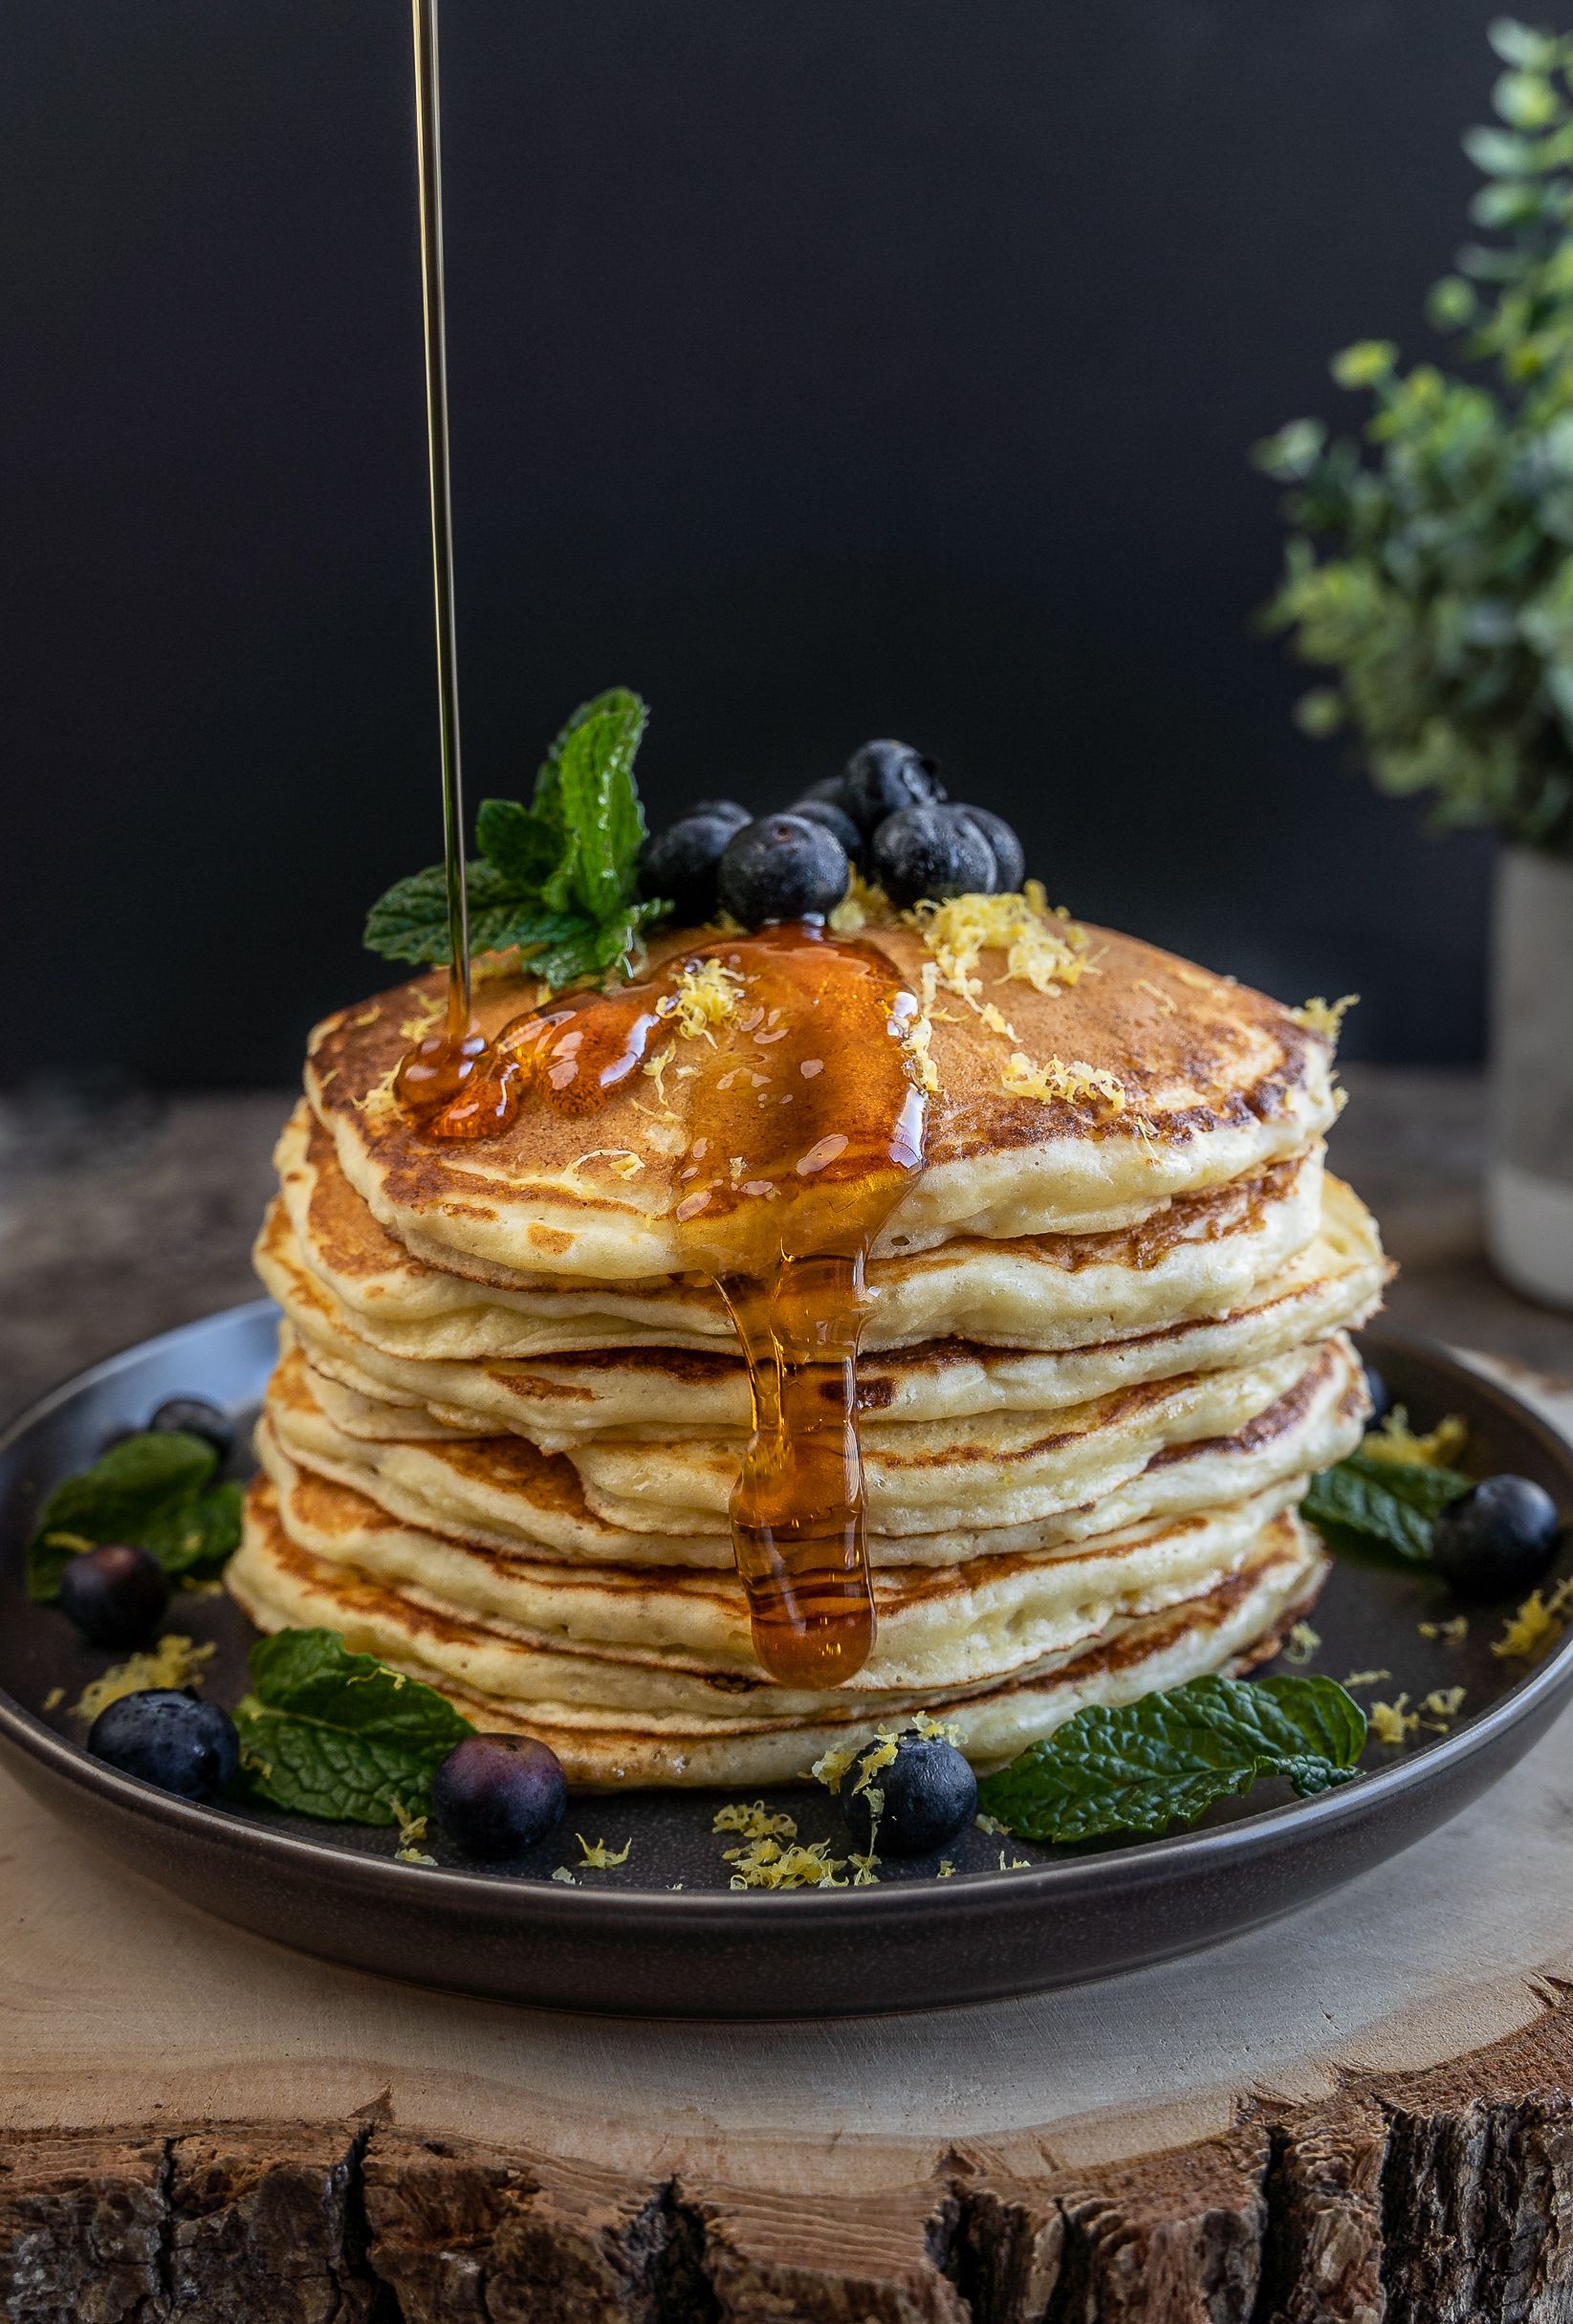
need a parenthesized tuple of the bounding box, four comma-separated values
(273, 1104, 1367, 1367)
(265, 1333, 1366, 1568)
(305, 921, 1339, 1285)
(254, 1411, 1313, 1692)
(260, 1139, 1384, 1440)
(230, 1476, 1327, 1785)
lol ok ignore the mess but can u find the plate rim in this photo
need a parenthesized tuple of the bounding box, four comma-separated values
(2, 1306, 1571, 1928)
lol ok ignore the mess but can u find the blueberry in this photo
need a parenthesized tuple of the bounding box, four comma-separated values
(58, 1544, 170, 1649)
(717, 813, 850, 929)
(1362, 1364, 1391, 1425)
(687, 799, 751, 830)
(637, 813, 742, 927)
(838, 1733, 978, 1856)
(841, 740, 945, 835)
(870, 804, 995, 910)
(787, 796, 863, 863)
(432, 1733, 567, 1859)
(1431, 1475, 1562, 1600)
(87, 1689, 239, 1802)
(954, 804, 1025, 894)
(148, 1397, 233, 1460)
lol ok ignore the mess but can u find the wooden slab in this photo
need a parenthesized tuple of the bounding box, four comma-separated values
(5, 1351, 1573, 2318)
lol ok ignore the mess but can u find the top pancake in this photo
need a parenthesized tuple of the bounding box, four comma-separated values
(307, 920, 1337, 1284)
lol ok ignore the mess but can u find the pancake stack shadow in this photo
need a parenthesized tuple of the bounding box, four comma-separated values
(228, 920, 1387, 1787)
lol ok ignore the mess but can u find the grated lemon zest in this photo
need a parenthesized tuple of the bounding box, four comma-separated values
(810, 1739, 863, 1794)
(1001, 1051, 1126, 1115)
(936, 1859, 957, 1878)
(910, 885, 1091, 1012)
(899, 1008, 940, 1095)
(1282, 1620, 1321, 1666)
(575, 1833, 632, 1869)
(1420, 1686, 1466, 1733)
(42, 1686, 64, 1713)
(1492, 1590, 1568, 1664)
(641, 1043, 674, 1105)
(828, 870, 893, 932)
(71, 1634, 215, 1723)
(974, 1811, 1009, 1836)
(851, 1737, 898, 1798)
(1292, 994, 1359, 1042)
(656, 956, 745, 1041)
(1368, 1694, 1419, 1745)
(574, 1147, 644, 1180)
(712, 1800, 797, 1842)
(550, 1866, 577, 1884)
(1135, 977, 1177, 1016)
(1362, 1408, 1468, 1469)
(850, 1852, 882, 1885)
(997, 1850, 1033, 1871)
(1344, 1668, 1392, 1687)
(397, 991, 445, 1040)
(725, 1836, 847, 1890)
(1419, 1615, 1469, 1644)
(912, 1710, 963, 1744)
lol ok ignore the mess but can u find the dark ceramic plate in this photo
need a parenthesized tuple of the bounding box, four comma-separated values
(1, 1304, 1570, 2018)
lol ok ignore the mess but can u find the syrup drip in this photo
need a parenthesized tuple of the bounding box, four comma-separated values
(397, 923, 929, 1686)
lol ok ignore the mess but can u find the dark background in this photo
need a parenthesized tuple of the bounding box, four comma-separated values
(1, 1, 1502, 1086)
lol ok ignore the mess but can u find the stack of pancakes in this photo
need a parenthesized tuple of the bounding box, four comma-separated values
(229, 918, 1386, 1786)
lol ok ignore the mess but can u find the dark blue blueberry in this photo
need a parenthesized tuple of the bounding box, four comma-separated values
(870, 803, 995, 910)
(686, 799, 751, 830)
(787, 796, 863, 863)
(841, 740, 945, 835)
(58, 1543, 170, 1649)
(432, 1733, 567, 1859)
(87, 1689, 239, 1802)
(1362, 1364, 1390, 1425)
(954, 804, 1025, 894)
(838, 1733, 978, 1857)
(638, 813, 743, 927)
(717, 813, 850, 929)
(148, 1397, 233, 1460)
(1431, 1475, 1562, 1600)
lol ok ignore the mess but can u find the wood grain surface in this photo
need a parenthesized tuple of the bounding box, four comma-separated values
(5, 1075, 1573, 2317)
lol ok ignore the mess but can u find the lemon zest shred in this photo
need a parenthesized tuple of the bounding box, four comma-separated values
(1135, 977, 1177, 1016)
(828, 869, 894, 932)
(1344, 1668, 1392, 1687)
(42, 1686, 64, 1713)
(656, 956, 745, 1041)
(550, 1865, 577, 1885)
(1001, 1051, 1126, 1115)
(1282, 1620, 1321, 1666)
(1361, 1408, 1469, 1469)
(1492, 1590, 1566, 1664)
(575, 1833, 632, 1870)
(71, 1635, 215, 1724)
(1419, 1686, 1467, 1733)
(974, 1811, 1009, 1837)
(936, 1859, 957, 1878)
(1419, 1615, 1470, 1644)
(1293, 994, 1359, 1041)
(573, 1147, 644, 1180)
(711, 1800, 797, 1842)
(1368, 1694, 1419, 1746)
(724, 1836, 848, 1890)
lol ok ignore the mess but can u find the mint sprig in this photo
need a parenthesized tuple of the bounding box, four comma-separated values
(27, 1432, 243, 1602)
(1302, 1453, 1472, 1566)
(233, 1627, 473, 1826)
(975, 1673, 1366, 1844)
(364, 687, 668, 992)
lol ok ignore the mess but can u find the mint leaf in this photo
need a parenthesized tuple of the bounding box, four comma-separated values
(233, 1627, 472, 1825)
(139, 1480, 244, 1581)
(363, 688, 661, 990)
(974, 1674, 1366, 1843)
(26, 1432, 236, 1601)
(1303, 1453, 1472, 1564)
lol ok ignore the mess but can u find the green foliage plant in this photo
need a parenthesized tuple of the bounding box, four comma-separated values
(1256, 17, 1573, 854)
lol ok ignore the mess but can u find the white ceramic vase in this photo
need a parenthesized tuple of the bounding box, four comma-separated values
(1486, 844, 1573, 1311)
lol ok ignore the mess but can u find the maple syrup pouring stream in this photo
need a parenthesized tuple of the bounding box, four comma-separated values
(397, 0, 484, 1120)
(399, 926, 929, 1685)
